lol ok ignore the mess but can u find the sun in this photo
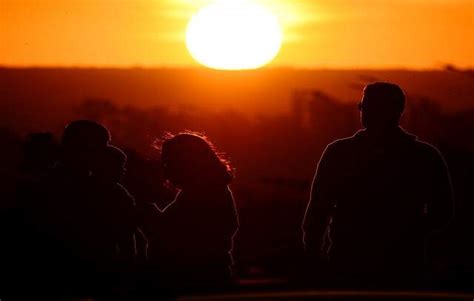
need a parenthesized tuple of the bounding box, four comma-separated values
(185, 0, 283, 70)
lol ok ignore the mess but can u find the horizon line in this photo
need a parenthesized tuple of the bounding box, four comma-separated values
(1, 64, 472, 72)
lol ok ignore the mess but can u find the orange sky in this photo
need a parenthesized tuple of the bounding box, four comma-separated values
(0, 0, 473, 68)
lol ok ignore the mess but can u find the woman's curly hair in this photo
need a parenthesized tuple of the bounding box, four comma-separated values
(156, 131, 233, 188)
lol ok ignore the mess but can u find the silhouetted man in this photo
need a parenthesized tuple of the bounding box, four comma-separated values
(302, 82, 453, 286)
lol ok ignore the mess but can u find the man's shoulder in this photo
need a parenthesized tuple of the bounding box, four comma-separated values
(413, 139, 438, 152)
(325, 132, 361, 153)
(412, 139, 445, 163)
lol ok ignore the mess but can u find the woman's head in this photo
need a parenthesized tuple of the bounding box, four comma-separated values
(160, 132, 233, 189)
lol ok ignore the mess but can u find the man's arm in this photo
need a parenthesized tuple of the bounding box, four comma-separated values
(426, 147, 454, 232)
(302, 144, 337, 254)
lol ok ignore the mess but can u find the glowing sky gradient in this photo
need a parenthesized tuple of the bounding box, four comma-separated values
(0, 0, 472, 68)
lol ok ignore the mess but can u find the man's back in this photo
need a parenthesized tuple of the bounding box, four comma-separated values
(306, 128, 453, 273)
(303, 83, 454, 283)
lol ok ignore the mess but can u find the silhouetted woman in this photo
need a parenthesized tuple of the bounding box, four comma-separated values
(147, 132, 239, 291)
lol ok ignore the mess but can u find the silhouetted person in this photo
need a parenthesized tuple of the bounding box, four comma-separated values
(87, 145, 140, 259)
(91, 145, 151, 264)
(87, 144, 148, 296)
(146, 132, 239, 292)
(302, 82, 453, 287)
(9, 120, 114, 298)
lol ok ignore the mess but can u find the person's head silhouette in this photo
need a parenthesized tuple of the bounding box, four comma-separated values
(60, 120, 110, 173)
(92, 145, 127, 183)
(62, 120, 110, 150)
(359, 82, 406, 131)
(161, 132, 233, 189)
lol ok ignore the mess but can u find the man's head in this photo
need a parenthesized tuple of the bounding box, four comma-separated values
(359, 82, 406, 130)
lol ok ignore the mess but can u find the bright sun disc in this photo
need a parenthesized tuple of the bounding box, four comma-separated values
(186, 0, 282, 70)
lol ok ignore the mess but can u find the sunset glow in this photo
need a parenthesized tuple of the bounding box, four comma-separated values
(0, 0, 472, 68)
(185, 0, 282, 70)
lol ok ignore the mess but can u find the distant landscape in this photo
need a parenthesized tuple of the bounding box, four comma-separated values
(1, 67, 472, 131)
